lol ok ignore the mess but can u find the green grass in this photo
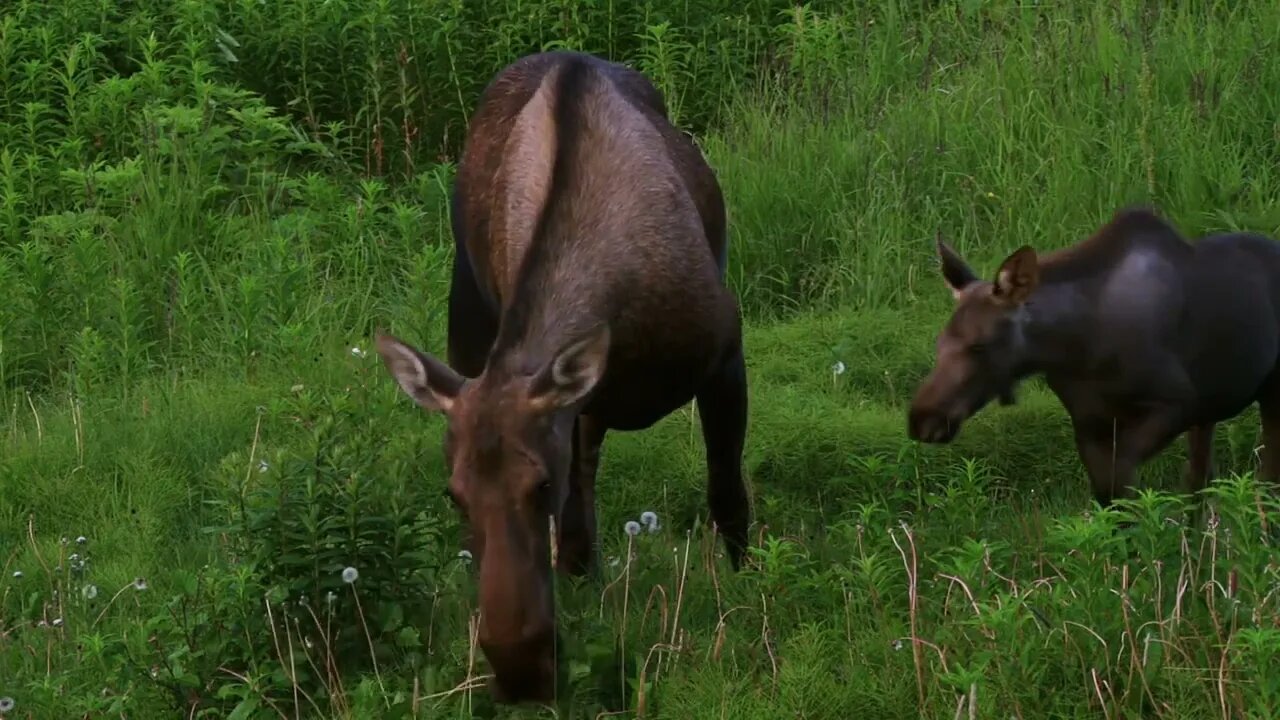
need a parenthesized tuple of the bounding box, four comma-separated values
(7, 0, 1280, 718)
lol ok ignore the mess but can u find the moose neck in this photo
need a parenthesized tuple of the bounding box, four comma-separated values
(1018, 278, 1096, 379)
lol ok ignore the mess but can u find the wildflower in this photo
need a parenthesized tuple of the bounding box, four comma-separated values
(640, 511, 660, 532)
(341, 566, 359, 584)
(11, 571, 21, 579)
(82, 584, 98, 600)
(457, 549, 473, 563)
(624, 521, 641, 537)
(350, 346, 367, 359)
(831, 360, 846, 376)
(133, 578, 148, 591)
(0, 697, 13, 713)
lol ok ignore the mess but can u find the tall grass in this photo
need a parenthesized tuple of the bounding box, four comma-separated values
(4, 1, 1280, 400)
(5, 0, 1280, 717)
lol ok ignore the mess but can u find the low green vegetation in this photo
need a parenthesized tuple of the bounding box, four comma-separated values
(4, 0, 1280, 718)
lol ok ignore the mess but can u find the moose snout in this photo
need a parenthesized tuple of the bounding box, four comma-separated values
(907, 403, 962, 444)
(481, 624, 563, 704)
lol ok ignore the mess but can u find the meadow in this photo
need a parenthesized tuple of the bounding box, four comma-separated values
(5, 0, 1280, 717)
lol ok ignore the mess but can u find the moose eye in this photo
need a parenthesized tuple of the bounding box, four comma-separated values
(533, 478, 554, 504)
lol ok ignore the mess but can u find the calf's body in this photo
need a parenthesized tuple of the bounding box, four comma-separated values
(375, 51, 751, 704)
(909, 208, 1280, 508)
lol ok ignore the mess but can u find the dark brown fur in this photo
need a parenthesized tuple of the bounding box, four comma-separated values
(375, 51, 751, 705)
(910, 207, 1280, 519)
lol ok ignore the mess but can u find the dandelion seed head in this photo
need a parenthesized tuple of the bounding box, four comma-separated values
(341, 566, 359, 584)
(75, 536, 87, 545)
(52, 618, 64, 627)
(624, 521, 641, 537)
(832, 360, 846, 375)
(891, 639, 903, 651)
(133, 578, 148, 591)
(0, 697, 13, 713)
(258, 460, 269, 473)
(11, 571, 21, 579)
(457, 549, 472, 562)
(82, 584, 98, 600)
(640, 511, 659, 531)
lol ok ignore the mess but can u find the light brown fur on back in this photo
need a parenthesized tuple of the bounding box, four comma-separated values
(489, 68, 560, 294)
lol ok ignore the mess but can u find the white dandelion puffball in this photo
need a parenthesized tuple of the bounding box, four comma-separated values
(76, 535, 87, 545)
(832, 360, 846, 375)
(51, 618, 64, 627)
(0, 696, 14, 713)
(133, 578, 149, 591)
(640, 511, 659, 532)
(11, 571, 21, 579)
(82, 584, 98, 600)
(341, 566, 359, 584)
(457, 549, 473, 562)
(624, 520, 642, 537)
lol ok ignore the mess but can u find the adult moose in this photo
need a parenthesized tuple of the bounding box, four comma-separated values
(909, 207, 1280, 512)
(374, 51, 752, 704)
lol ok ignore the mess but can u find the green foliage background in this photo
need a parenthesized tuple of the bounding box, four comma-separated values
(4, 0, 1280, 718)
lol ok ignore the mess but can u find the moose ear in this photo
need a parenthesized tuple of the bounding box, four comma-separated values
(528, 324, 611, 412)
(374, 331, 464, 413)
(992, 245, 1040, 306)
(937, 235, 978, 299)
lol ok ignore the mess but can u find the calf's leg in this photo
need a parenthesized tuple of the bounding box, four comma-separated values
(1073, 409, 1185, 517)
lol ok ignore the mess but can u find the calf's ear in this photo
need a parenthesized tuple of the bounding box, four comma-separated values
(992, 246, 1039, 305)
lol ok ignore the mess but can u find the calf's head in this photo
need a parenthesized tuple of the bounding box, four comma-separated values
(908, 240, 1040, 444)
(374, 326, 611, 704)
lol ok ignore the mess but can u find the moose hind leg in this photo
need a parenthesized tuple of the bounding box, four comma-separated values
(1184, 424, 1217, 494)
(1256, 374, 1280, 489)
(1183, 423, 1217, 529)
(695, 344, 752, 570)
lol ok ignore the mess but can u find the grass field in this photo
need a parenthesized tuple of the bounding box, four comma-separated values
(6, 1, 1280, 718)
